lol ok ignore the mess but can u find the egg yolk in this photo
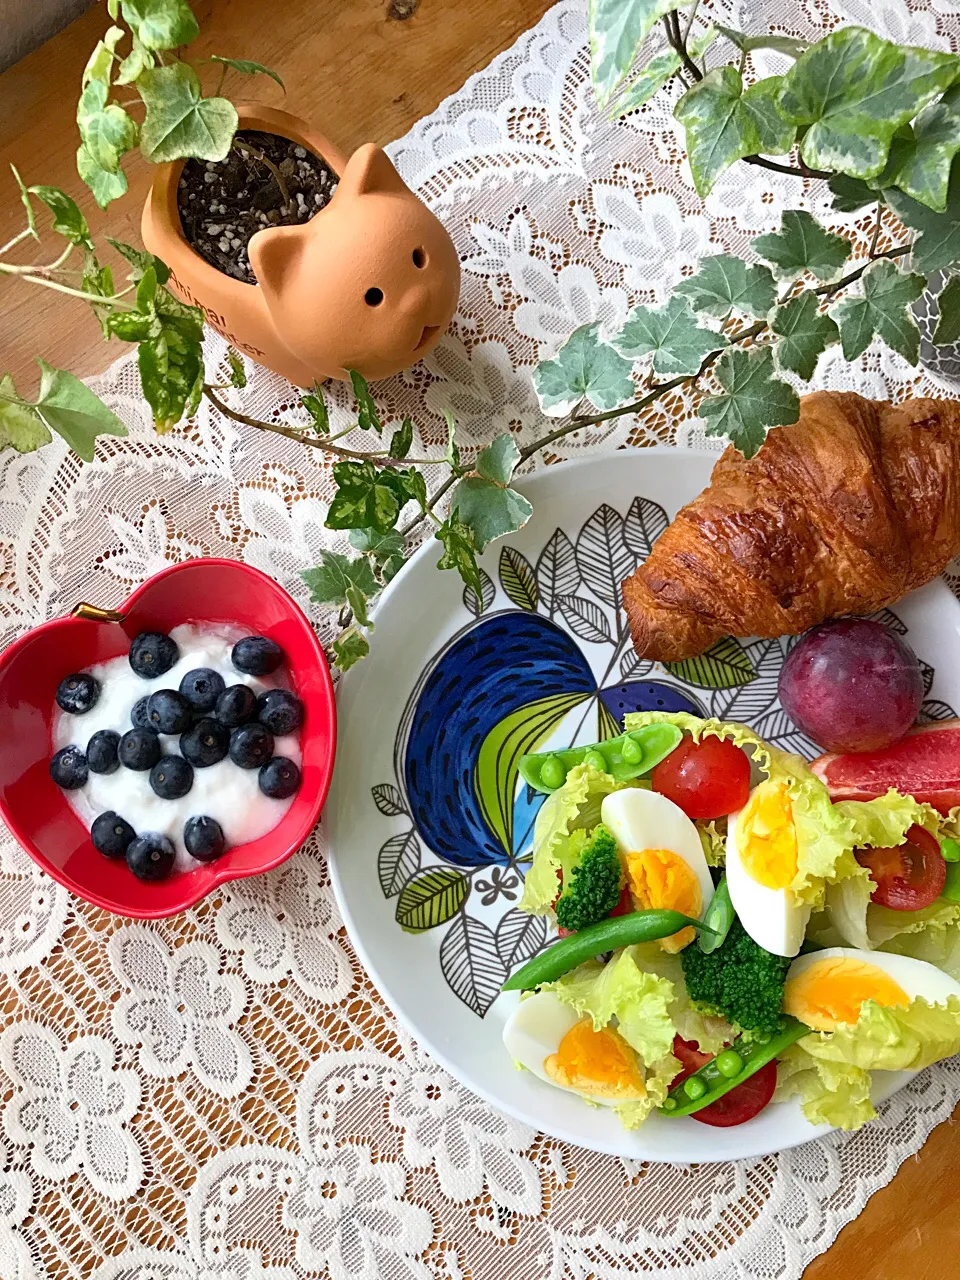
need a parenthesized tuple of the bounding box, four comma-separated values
(737, 781, 798, 890)
(543, 1018, 647, 1100)
(625, 848, 701, 952)
(784, 957, 910, 1032)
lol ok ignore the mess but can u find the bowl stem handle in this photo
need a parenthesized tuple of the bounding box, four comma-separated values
(72, 603, 126, 623)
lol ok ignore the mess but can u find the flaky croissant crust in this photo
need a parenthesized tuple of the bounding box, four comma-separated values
(623, 391, 960, 662)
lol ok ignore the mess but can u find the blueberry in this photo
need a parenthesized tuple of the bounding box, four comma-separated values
(50, 745, 88, 789)
(149, 754, 194, 799)
(179, 667, 226, 712)
(183, 815, 226, 862)
(232, 635, 283, 676)
(86, 729, 120, 775)
(257, 688, 304, 736)
(118, 727, 162, 771)
(129, 631, 179, 679)
(229, 722, 274, 769)
(215, 683, 257, 727)
(91, 811, 135, 859)
(259, 756, 301, 799)
(180, 717, 230, 767)
(56, 673, 100, 715)
(126, 832, 176, 882)
(131, 695, 155, 730)
(146, 688, 192, 734)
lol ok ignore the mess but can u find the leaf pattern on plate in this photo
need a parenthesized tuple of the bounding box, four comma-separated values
(463, 568, 496, 617)
(536, 528, 580, 615)
(373, 783, 407, 817)
(574, 503, 634, 608)
(379, 831, 422, 898)
(558, 594, 613, 643)
(495, 908, 548, 971)
(665, 636, 756, 689)
(440, 915, 508, 1016)
(499, 546, 539, 611)
(396, 868, 469, 933)
(623, 495, 669, 559)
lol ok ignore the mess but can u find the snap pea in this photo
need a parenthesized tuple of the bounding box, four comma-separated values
(698, 876, 734, 954)
(501, 909, 716, 992)
(658, 1018, 809, 1118)
(518, 723, 683, 794)
(941, 836, 960, 863)
(942, 861, 960, 903)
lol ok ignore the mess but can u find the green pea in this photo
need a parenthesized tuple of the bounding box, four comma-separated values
(621, 736, 643, 764)
(540, 756, 566, 790)
(683, 1076, 707, 1101)
(584, 749, 608, 772)
(716, 1049, 743, 1078)
(941, 836, 960, 863)
(662, 1096, 678, 1112)
(756, 1031, 771, 1045)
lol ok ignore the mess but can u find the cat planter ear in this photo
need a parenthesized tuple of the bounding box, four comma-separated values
(336, 143, 410, 199)
(247, 222, 311, 302)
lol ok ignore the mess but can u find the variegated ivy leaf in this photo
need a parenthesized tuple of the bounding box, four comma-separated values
(121, 0, 200, 52)
(886, 171, 960, 273)
(589, 0, 691, 108)
(674, 68, 794, 197)
(77, 79, 138, 174)
(752, 210, 851, 283)
(779, 27, 960, 180)
(828, 174, 878, 213)
(674, 254, 777, 321)
(452, 433, 533, 552)
(613, 295, 725, 375)
(888, 86, 960, 212)
(533, 323, 634, 416)
(698, 346, 800, 459)
(0, 375, 52, 453)
(829, 259, 925, 364)
(608, 51, 681, 118)
(83, 24, 124, 87)
(139, 63, 238, 164)
(769, 291, 839, 380)
(933, 275, 960, 344)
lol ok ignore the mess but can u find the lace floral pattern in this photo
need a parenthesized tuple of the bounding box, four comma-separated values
(3, 1, 960, 1276)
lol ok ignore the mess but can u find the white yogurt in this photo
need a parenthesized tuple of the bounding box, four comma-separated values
(53, 623, 300, 871)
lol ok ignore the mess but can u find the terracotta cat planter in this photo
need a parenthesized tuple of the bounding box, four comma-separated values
(141, 105, 461, 387)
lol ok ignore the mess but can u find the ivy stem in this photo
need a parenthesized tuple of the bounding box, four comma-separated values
(398, 472, 458, 537)
(0, 227, 36, 257)
(742, 155, 830, 179)
(868, 204, 884, 258)
(0, 242, 74, 278)
(664, 12, 703, 83)
(681, 0, 701, 45)
(1, 272, 132, 308)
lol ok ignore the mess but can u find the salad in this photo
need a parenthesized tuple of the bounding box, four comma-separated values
(501, 685, 960, 1133)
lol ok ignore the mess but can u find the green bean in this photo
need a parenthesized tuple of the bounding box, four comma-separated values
(698, 876, 734, 954)
(658, 1018, 809, 1118)
(518, 723, 683, 794)
(501, 909, 716, 992)
(943, 862, 960, 903)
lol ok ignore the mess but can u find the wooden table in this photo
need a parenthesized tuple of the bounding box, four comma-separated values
(0, 3, 956, 1276)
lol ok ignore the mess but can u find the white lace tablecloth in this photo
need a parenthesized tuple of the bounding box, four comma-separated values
(5, 2, 960, 1277)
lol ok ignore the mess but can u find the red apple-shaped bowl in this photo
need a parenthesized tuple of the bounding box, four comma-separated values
(0, 558, 336, 919)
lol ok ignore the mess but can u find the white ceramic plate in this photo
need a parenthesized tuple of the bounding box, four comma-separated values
(327, 449, 960, 1161)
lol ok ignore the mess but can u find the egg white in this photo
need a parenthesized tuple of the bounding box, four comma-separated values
(786, 947, 960, 1008)
(501, 991, 622, 1106)
(726, 797, 811, 958)
(600, 788, 714, 919)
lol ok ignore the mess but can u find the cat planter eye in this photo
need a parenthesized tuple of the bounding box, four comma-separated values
(141, 105, 461, 387)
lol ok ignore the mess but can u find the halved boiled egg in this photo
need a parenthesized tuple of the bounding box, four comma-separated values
(784, 947, 960, 1033)
(600, 789, 714, 952)
(726, 779, 810, 957)
(502, 990, 647, 1103)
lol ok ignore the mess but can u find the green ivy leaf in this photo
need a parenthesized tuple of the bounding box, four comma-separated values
(769, 290, 839, 380)
(888, 87, 960, 212)
(207, 56, 285, 90)
(301, 550, 379, 605)
(395, 865, 468, 933)
(613, 295, 725, 375)
(886, 172, 960, 273)
(436, 518, 483, 596)
(829, 258, 924, 364)
(345, 582, 372, 629)
(779, 27, 959, 179)
(0, 375, 52, 453)
(81, 255, 116, 337)
(589, 0, 691, 107)
(674, 254, 777, 320)
(120, 0, 199, 51)
(11, 165, 38, 241)
(665, 636, 756, 688)
(77, 79, 138, 174)
(116, 35, 154, 85)
(713, 24, 807, 57)
(326, 460, 403, 533)
(349, 369, 382, 434)
(608, 50, 681, 118)
(674, 68, 794, 197)
(828, 173, 879, 213)
(698, 346, 800, 458)
(83, 24, 124, 86)
(533, 323, 634, 415)
(106, 237, 170, 284)
(139, 63, 237, 163)
(33, 360, 127, 460)
(474, 432, 521, 484)
(301, 389, 329, 434)
(226, 349, 247, 389)
(389, 417, 413, 459)
(933, 275, 960, 344)
(27, 185, 94, 250)
(77, 144, 127, 208)
(136, 288, 206, 430)
(752, 209, 851, 283)
(107, 306, 161, 343)
(443, 409, 462, 471)
(332, 627, 370, 672)
(349, 525, 405, 585)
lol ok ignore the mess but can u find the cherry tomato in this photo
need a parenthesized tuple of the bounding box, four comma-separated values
(651, 734, 752, 819)
(855, 823, 946, 911)
(690, 1059, 778, 1127)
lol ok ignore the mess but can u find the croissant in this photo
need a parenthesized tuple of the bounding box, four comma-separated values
(623, 390, 960, 662)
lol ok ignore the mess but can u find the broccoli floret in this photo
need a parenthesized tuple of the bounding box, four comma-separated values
(555, 824, 622, 932)
(680, 919, 790, 1035)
